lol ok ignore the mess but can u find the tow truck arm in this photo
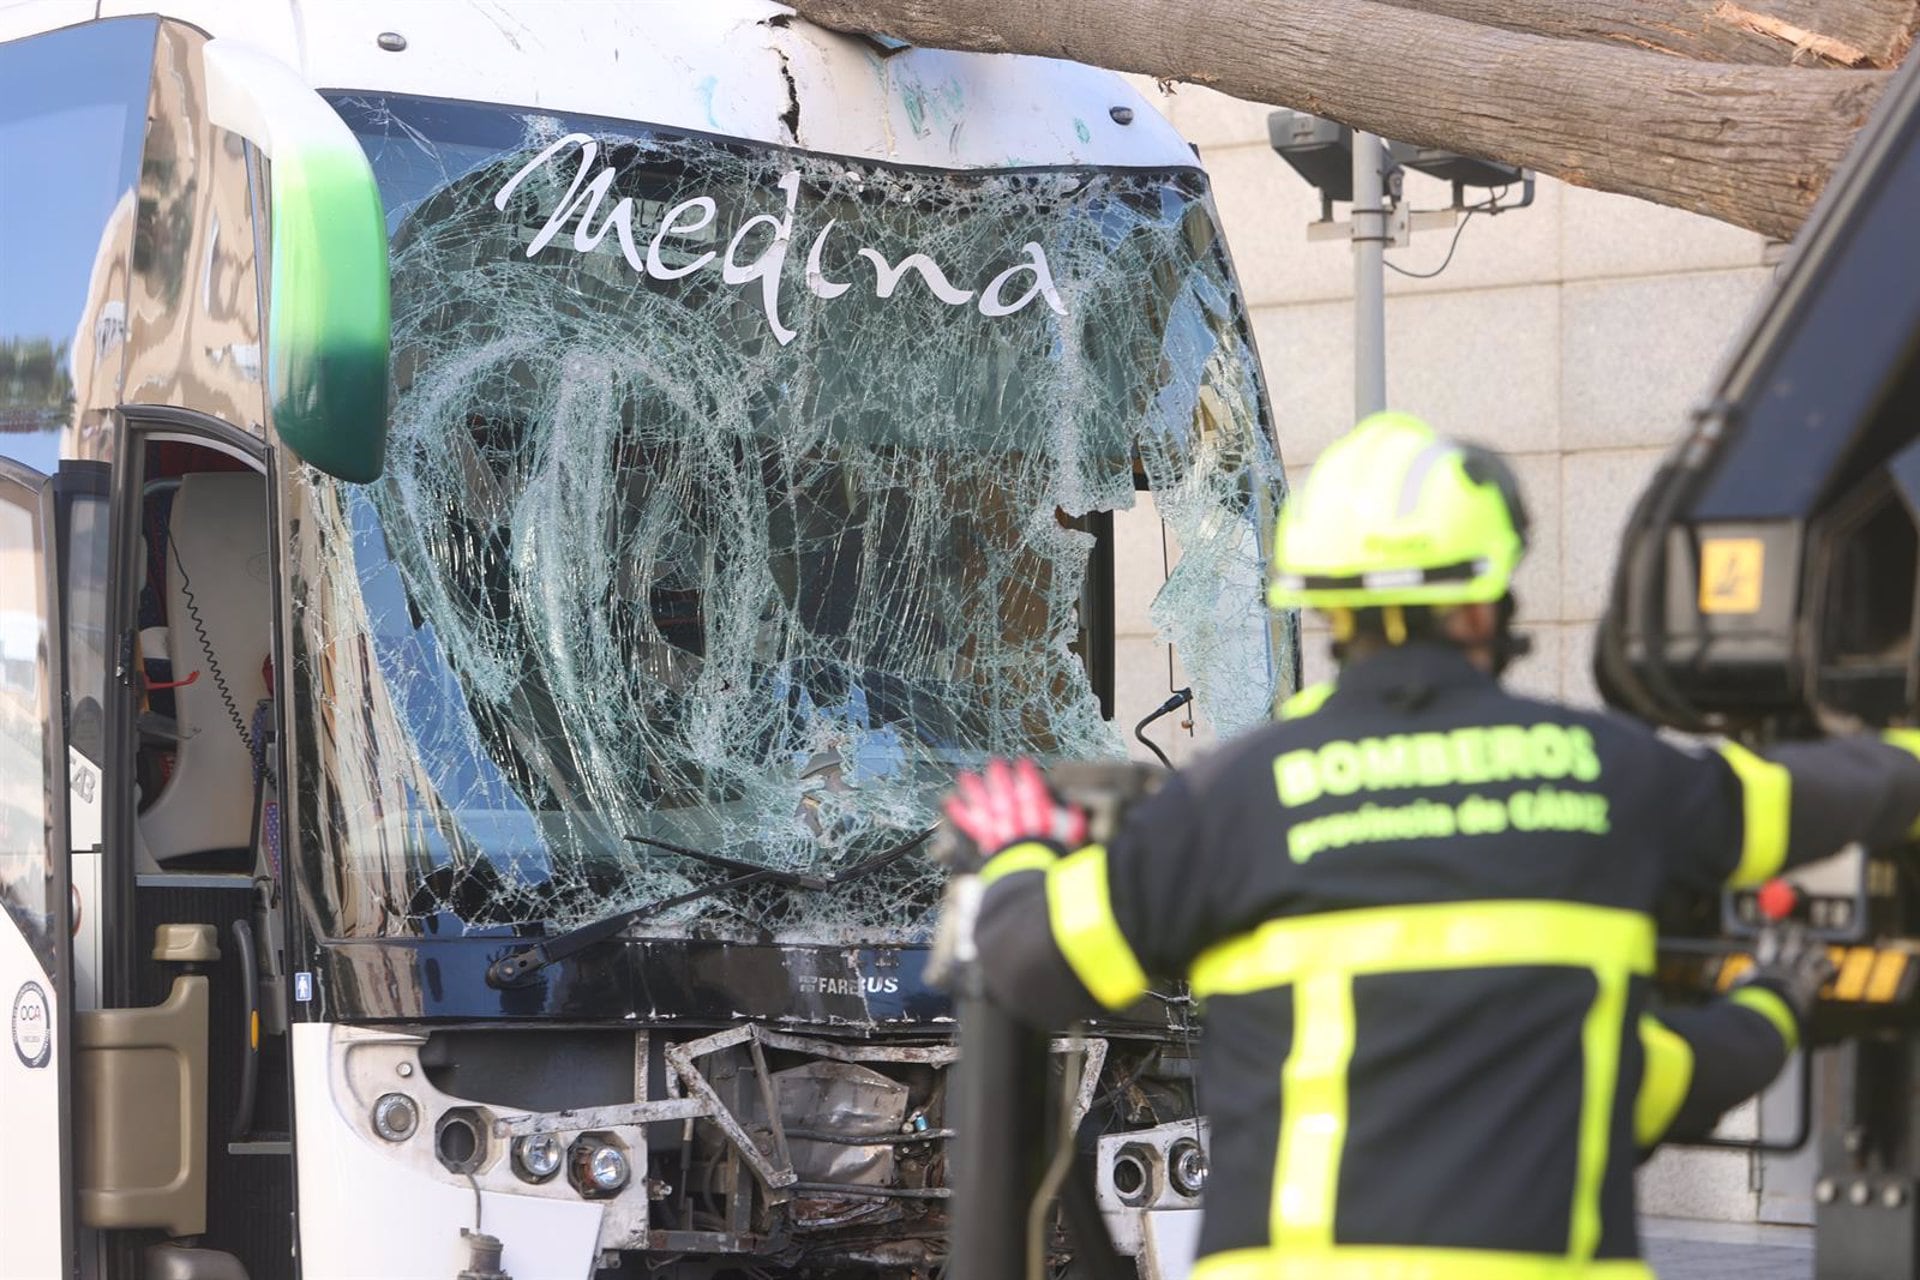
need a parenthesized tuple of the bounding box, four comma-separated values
(1597, 43, 1920, 1280)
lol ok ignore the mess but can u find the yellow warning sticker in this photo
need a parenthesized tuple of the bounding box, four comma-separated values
(1711, 946, 1912, 1003)
(1866, 951, 1908, 1003)
(1833, 947, 1877, 1001)
(1700, 538, 1765, 615)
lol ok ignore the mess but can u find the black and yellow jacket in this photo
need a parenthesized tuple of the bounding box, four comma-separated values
(976, 642, 1920, 1280)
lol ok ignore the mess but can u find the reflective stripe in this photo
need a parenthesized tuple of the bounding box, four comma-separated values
(1883, 728, 1920, 761)
(1572, 968, 1628, 1260)
(1281, 682, 1335, 720)
(1730, 985, 1799, 1051)
(978, 841, 1056, 886)
(1396, 438, 1460, 517)
(1045, 845, 1150, 1010)
(1191, 1246, 1655, 1280)
(1634, 1016, 1694, 1147)
(1273, 972, 1355, 1250)
(1190, 901, 1656, 995)
(1715, 742, 1790, 887)
(1190, 901, 1653, 1265)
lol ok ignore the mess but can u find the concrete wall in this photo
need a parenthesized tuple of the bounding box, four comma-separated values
(1109, 80, 1793, 1222)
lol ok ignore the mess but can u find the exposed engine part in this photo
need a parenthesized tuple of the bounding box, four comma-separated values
(766, 1061, 908, 1185)
(338, 1021, 1189, 1275)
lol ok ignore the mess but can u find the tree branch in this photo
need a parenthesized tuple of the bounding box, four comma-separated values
(1371, 1, 1919, 69)
(788, 0, 1890, 238)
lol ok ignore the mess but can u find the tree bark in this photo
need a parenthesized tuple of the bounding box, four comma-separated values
(789, 0, 1890, 238)
(1374, 1, 1918, 69)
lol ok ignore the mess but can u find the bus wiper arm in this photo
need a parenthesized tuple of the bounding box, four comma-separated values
(622, 832, 834, 889)
(485, 829, 933, 989)
(623, 829, 933, 892)
(487, 868, 774, 988)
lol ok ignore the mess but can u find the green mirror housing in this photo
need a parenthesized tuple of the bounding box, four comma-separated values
(205, 40, 390, 483)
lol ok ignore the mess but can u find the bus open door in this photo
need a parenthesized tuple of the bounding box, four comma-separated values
(0, 458, 78, 1280)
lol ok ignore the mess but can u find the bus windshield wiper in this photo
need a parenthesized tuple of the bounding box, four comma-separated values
(485, 828, 933, 988)
(620, 830, 938, 891)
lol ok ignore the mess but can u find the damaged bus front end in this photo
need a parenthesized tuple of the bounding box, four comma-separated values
(0, 4, 1287, 1278)
(291, 77, 1285, 1273)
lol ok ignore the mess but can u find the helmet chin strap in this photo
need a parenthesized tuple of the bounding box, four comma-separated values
(1487, 592, 1532, 677)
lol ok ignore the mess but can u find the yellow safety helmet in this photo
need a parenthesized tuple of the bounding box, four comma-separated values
(1269, 411, 1529, 612)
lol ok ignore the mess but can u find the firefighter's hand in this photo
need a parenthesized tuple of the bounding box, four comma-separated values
(942, 758, 1089, 868)
(1741, 921, 1837, 1025)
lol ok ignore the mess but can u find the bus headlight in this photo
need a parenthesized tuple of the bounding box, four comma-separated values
(372, 1093, 418, 1141)
(570, 1136, 630, 1197)
(513, 1133, 564, 1183)
(1170, 1138, 1208, 1197)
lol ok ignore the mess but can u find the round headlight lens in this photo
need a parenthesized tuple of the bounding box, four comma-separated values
(371, 1093, 418, 1142)
(571, 1138, 630, 1195)
(588, 1143, 629, 1190)
(513, 1133, 564, 1183)
(1170, 1138, 1208, 1197)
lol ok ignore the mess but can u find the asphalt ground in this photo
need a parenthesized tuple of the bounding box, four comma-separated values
(1642, 1218, 1813, 1279)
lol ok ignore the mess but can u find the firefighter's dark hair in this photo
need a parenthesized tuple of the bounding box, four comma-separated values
(1328, 593, 1532, 675)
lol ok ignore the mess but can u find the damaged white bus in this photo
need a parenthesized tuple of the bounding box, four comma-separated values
(0, 4, 1289, 1277)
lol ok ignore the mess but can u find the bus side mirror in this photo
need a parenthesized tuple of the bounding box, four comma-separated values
(204, 40, 390, 484)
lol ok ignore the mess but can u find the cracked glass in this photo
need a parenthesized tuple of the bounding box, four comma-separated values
(290, 93, 1286, 942)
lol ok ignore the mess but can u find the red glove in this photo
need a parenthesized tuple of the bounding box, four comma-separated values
(943, 758, 1088, 858)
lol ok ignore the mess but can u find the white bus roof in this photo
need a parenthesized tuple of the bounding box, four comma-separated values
(4, 1, 1197, 172)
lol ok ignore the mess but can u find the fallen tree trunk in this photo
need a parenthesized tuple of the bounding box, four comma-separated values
(1375, 0, 1918, 69)
(789, 0, 1891, 238)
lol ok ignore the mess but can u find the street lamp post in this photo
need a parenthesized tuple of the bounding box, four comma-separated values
(1351, 131, 1389, 419)
(1268, 113, 1533, 424)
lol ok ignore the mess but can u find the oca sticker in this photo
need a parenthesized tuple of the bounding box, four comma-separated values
(12, 981, 51, 1069)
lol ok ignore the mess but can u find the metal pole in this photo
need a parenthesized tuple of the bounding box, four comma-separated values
(1351, 131, 1388, 419)
(947, 988, 1049, 1280)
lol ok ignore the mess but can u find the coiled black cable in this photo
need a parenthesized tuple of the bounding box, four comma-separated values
(167, 530, 255, 754)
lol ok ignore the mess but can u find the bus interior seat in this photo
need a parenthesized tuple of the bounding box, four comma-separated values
(137, 471, 270, 866)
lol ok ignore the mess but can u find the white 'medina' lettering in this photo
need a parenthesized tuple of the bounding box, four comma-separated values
(723, 171, 800, 345)
(858, 248, 976, 306)
(647, 197, 718, 280)
(805, 219, 851, 299)
(980, 242, 1068, 318)
(492, 136, 1071, 344)
(495, 133, 641, 268)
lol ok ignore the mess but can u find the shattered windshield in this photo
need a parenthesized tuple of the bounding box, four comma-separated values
(288, 93, 1284, 942)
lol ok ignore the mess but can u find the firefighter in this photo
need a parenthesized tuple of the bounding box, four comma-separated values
(944, 411, 1920, 1279)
